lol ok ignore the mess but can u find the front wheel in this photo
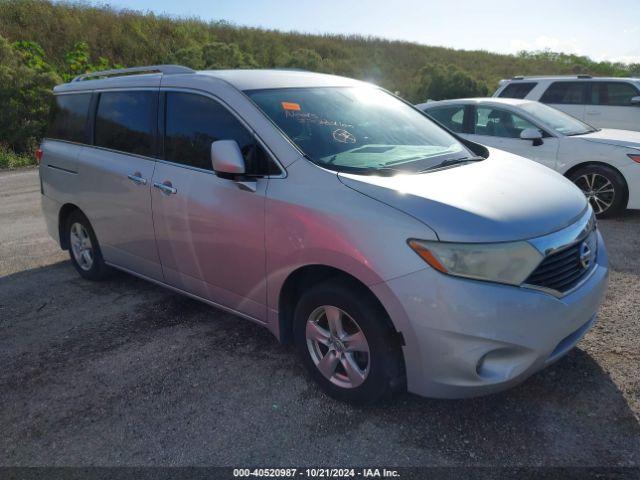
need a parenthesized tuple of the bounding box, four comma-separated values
(293, 279, 404, 404)
(569, 165, 627, 218)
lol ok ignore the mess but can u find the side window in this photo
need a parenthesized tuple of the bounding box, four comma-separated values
(164, 92, 278, 175)
(474, 107, 538, 138)
(426, 106, 465, 133)
(540, 82, 587, 104)
(592, 82, 639, 106)
(498, 82, 537, 99)
(47, 93, 92, 143)
(94, 91, 156, 156)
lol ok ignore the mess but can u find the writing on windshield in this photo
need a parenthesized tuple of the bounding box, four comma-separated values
(246, 86, 471, 174)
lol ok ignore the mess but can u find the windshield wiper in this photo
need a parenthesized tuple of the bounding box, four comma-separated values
(333, 165, 404, 176)
(420, 156, 484, 172)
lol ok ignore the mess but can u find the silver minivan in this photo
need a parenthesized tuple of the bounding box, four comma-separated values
(40, 65, 609, 403)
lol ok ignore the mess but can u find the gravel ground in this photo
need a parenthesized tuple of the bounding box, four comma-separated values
(0, 168, 639, 467)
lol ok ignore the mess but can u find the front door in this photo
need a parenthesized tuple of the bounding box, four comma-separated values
(151, 91, 271, 321)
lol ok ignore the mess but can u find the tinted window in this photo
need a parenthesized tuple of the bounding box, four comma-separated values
(474, 107, 538, 138)
(498, 82, 537, 99)
(164, 92, 277, 175)
(540, 82, 587, 104)
(427, 106, 465, 133)
(47, 93, 91, 143)
(592, 82, 639, 106)
(94, 91, 156, 156)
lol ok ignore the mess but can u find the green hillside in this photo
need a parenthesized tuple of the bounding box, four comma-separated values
(1, 0, 638, 165)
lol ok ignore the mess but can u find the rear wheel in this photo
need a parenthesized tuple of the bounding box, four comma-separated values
(66, 210, 109, 280)
(293, 279, 404, 404)
(569, 165, 627, 218)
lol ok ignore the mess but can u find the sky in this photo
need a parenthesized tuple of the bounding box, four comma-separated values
(90, 0, 640, 64)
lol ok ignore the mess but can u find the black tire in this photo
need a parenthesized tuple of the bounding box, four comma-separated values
(65, 210, 110, 280)
(293, 278, 405, 404)
(568, 165, 627, 218)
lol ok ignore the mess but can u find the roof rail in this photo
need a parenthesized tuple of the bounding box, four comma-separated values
(577, 74, 592, 78)
(72, 64, 195, 82)
(512, 75, 525, 80)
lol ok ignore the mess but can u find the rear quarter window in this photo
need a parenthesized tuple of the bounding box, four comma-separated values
(47, 93, 92, 143)
(498, 82, 537, 99)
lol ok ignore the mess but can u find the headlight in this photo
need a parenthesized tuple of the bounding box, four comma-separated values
(408, 239, 543, 285)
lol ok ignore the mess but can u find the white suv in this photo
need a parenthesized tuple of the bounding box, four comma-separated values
(493, 76, 640, 131)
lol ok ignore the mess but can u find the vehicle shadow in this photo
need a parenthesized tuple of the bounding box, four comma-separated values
(0, 261, 639, 466)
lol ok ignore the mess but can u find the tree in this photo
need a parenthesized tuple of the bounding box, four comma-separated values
(411, 63, 489, 102)
(169, 44, 205, 69)
(62, 41, 121, 81)
(64, 41, 92, 80)
(201, 42, 256, 69)
(0, 36, 60, 153)
(12, 40, 51, 71)
(284, 48, 325, 72)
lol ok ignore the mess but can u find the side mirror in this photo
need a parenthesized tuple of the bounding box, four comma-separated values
(211, 140, 256, 192)
(631, 96, 640, 105)
(211, 140, 245, 175)
(520, 128, 543, 146)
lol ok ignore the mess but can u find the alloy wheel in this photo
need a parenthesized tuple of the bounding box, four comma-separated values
(574, 173, 615, 215)
(70, 222, 94, 271)
(305, 305, 370, 389)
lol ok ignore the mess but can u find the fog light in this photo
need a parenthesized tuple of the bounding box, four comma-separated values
(475, 348, 535, 382)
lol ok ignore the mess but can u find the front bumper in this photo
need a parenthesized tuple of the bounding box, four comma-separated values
(371, 229, 609, 399)
(621, 160, 640, 210)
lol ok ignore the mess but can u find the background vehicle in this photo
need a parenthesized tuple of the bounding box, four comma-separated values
(418, 98, 640, 217)
(40, 66, 608, 404)
(493, 76, 640, 131)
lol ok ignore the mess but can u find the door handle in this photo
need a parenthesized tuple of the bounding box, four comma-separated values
(586, 111, 601, 115)
(153, 181, 177, 195)
(127, 172, 147, 185)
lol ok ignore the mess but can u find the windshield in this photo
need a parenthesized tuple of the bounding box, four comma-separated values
(519, 102, 597, 136)
(245, 87, 474, 174)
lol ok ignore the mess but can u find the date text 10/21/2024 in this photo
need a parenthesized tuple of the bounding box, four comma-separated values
(232, 468, 401, 478)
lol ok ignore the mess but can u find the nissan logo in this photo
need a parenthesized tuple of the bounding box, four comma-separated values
(579, 241, 592, 270)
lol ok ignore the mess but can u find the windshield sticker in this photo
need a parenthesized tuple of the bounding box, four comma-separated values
(332, 129, 357, 143)
(281, 102, 301, 111)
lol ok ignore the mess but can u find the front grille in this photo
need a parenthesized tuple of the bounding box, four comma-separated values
(525, 230, 597, 294)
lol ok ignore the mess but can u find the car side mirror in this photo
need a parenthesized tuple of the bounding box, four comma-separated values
(631, 96, 640, 105)
(211, 140, 246, 175)
(520, 128, 544, 146)
(211, 140, 256, 192)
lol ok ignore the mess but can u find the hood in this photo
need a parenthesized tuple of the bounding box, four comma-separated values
(338, 149, 587, 243)
(577, 128, 640, 151)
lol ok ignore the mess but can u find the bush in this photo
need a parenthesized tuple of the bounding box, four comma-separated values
(411, 63, 489, 102)
(0, 35, 60, 154)
(0, 145, 34, 169)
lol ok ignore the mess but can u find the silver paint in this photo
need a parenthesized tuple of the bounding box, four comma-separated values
(40, 69, 609, 399)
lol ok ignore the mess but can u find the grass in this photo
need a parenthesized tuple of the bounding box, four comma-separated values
(0, 147, 35, 169)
